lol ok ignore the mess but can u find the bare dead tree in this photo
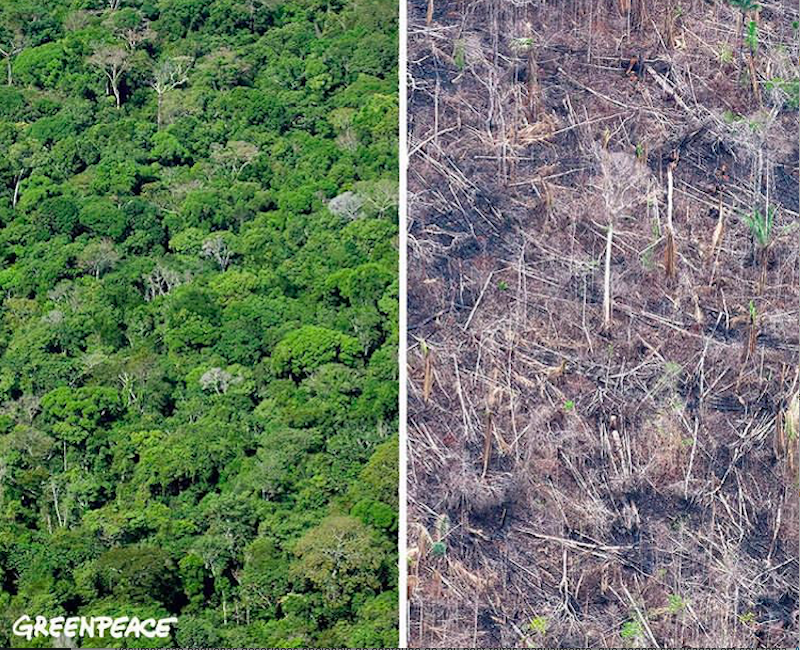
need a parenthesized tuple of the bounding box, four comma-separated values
(11, 167, 24, 209)
(202, 234, 234, 270)
(118, 20, 154, 50)
(357, 179, 399, 217)
(78, 239, 120, 279)
(597, 148, 648, 331)
(0, 31, 24, 86)
(151, 56, 193, 128)
(89, 45, 131, 109)
(664, 156, 677, 279)
(8, 138, 41, 209)
(199, 367, 242, 395)
(210, 140, 260, 179)
(144, 264, 184, 301)
(328, 191, 364, 219)
(602, 220, 614, 329)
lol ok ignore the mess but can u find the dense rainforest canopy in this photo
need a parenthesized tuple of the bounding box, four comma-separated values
(0, 0, 398, 646)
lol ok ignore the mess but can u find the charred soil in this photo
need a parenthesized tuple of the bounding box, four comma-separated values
(407, 0, 799, 647)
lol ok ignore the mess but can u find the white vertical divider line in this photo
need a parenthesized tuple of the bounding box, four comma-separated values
(795, 2, 799, 645)
(397, 0, 409, 641)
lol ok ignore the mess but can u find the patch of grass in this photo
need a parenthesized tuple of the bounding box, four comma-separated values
(786, 417, 798, 441)
(436, 513, 450, 537)
(726, 0, 760, 11)
(745, 20, 758, 52)
(747, 115, 765, 132)
(620, 619, 643, 641)
(528, 616, 547, 635)
(764, 77, 800, 109)
(453, 39, 466, 70)
(653, 593, 687, 617)
(640, 218, 661, 270)
(511, 36, 534, 52)
(667, 594, 686, 614)
(723, 109, 743, 123)
(742, 207, 774, 248)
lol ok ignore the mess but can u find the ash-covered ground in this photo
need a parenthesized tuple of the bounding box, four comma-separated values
(407, 0, 799, 647)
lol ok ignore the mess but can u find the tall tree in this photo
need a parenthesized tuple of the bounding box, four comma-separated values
(151, 56, 192, 128)
(8, 137, 42, 209)
(108, 8, 154, 50)
(0, 4, 28, 86)
(89, 45, 131, 108)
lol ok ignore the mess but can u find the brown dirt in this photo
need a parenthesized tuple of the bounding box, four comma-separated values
(407, 0, 799, 647)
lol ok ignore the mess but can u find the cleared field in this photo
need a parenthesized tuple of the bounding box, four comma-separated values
(406, 0, 799, 646)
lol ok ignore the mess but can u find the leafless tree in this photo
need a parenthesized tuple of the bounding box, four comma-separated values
(117, 19, 153, 50)
(118, 371, 138, 407)
(328, 191, 364, 220)
(202, 234, 234, 270)
(48, 281, 77, 308)
(42, 310, 64, 327)
(245, 0, 276, 31)
(144, 264, 184, 301)
(63, 10, 93, 32)
(89, 45, 131, 109)
(8, 138, 42, 209)
(151, 56, 192, 128)
(596, 148, 649, 330)
(356, 179, 398, 217)
(78, 239, 120, 279)
(0, 29, 24, 86)
(210, 140, 259, 179)
(199, 367, 242, 394)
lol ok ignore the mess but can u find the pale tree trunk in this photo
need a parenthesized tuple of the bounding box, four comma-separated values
(664, 165, 676, 278)
(51, 482, 64, 528)
(0, 43, 24, 86)
(103, 69, 123, 108)
(12, 172, 23, 209)
(527, 48, 538, 121)
(603, 222, 613, 330)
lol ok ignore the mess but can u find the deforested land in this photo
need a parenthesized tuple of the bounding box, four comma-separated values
(407, 0, 799, 647)
(0, 0, 398, 647)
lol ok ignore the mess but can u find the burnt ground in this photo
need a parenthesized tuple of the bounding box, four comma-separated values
(406, 0, 799, 647)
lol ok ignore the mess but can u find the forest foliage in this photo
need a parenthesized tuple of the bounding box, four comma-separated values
(0, 0, 399, 646)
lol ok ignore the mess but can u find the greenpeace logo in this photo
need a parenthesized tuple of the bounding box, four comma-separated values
(12, 615, 178, 641)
